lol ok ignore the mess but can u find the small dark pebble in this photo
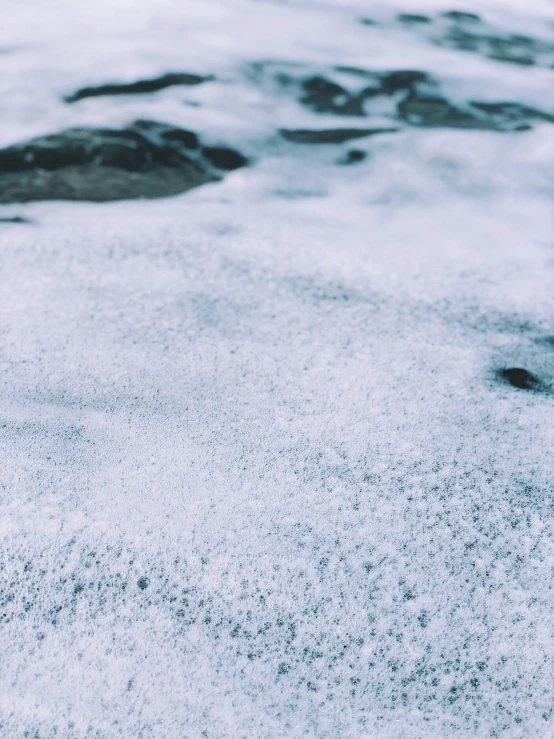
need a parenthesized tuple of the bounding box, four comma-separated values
(201, 146, 248, 170)
(280, 128, 397, 144)
(359, 18, 376, 26)
(499, 367, 543, 391)
(137, 576, 150, 590)
(341, 149, 367, 164)
(398, 13, 432, 24)
(65, 72, 213, 103)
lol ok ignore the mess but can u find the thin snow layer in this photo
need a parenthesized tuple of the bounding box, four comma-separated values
(1, 1, 554, 738)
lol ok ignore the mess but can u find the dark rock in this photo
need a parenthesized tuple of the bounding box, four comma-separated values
(396, 93, 548, 131)
(299, 71, 433, 116)
(380, 70, 434, 94)
(160, 129, 200, 149)
(64, 72, 213, 103)
(201, 146, 248, 170)
(340, 149, 367, 164)
(469, 101, 554, 126)
(280, 128, 397, 144)
(441, 10, 481, 23)
(272, 62, 554, 135)
(398, 94, 496, 129)
(398, 13, 432, 24)
(359, 18, 376, 26)
(300, 75, 367, 116)
(499, 367, 543, 391)
(0, 121, 247, 203)
(435, 26, 554, 67)
(303, 75, 346, 101)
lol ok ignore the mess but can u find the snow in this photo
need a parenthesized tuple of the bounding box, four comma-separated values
(1, 0, 554, 737)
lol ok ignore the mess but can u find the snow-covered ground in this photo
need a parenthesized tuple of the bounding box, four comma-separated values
(1, 1, 554, 737)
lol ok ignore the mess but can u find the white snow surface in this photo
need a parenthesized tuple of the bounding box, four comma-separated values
(1, 0, 554, 737)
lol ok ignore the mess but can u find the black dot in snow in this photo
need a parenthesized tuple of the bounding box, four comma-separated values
(499, 367, 541, 390)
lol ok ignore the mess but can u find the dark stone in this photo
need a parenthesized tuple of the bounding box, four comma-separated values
(64, 72, 213, 103)
(300, 75, 367, 116)
(303, 75, 346, 100)
(0, 121, 247, 203)
(380, 70, 434, 94)
(397, 92, 552, 131)
(398, 94, 496, 129)
(280, 127, 397, 144)
(398, 13, 432, 24)
(435, 26, 554, 67)
(341, 149, 367, 164)
(441, 10, 481, 22)
(359, 18, 376, 26)
(201, 146, 248, 170)
(499, 367, 543, 391)
(160, 129, 200, 149)
(453, 101, 554, 132)
(469, 101, 554, 126)
(137, 576, 150, 590)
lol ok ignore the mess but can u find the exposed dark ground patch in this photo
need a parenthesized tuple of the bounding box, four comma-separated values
(360, 10, 554, 68)
(441, 10, 481, 23)
(438, 26, 554, 66)
(397, 95, 549, 130)
(397, 13, 432, 25)
(397, 94, 497, 129)
(300, 75, 366, 116)
(469, 101, 554, 127)
(280, 127, 397, 144)
(262, 63, 554, 134)
(0, 215, 32, 223)
(0, 120, 248, 203)
(396, 9, 554, 67)
(297, 69, 436, 117)
(64, 72, 213, 103)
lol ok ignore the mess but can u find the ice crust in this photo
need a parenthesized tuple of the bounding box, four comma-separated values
(1, 1, 554, 737)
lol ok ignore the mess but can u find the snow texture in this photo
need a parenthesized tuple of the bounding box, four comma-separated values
(1, 0, 554, 737)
